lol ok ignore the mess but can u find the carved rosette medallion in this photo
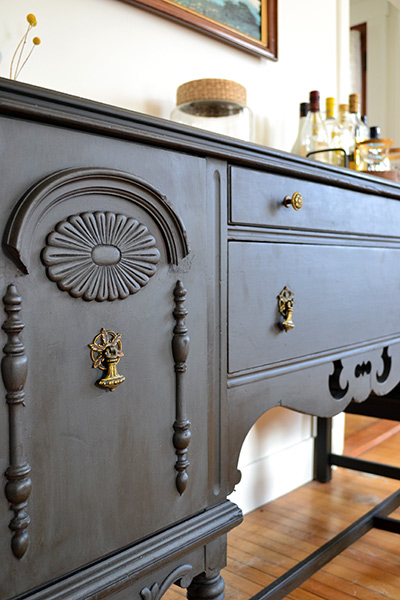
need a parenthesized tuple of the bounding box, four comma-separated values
(42, 212, 160, 301)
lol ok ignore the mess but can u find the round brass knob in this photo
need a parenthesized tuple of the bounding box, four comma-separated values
(283, 192, 303, 211)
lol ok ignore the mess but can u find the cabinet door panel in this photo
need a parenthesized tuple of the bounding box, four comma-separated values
(0, 121, 212, 598)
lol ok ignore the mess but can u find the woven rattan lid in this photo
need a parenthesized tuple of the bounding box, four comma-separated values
(176, 78, 247, 107)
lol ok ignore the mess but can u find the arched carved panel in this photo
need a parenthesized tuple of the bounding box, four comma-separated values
(227, 342, 400, 495)
(3, 167, 189, 274)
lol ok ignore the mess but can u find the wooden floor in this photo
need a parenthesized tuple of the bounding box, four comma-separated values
(165, 414, 400, 600)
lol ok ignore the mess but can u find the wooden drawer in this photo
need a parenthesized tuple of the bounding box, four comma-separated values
(228, 241, 400, 374)
(229, 166, 400, 238)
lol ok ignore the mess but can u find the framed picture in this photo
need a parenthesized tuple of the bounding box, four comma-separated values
(119, 0, 277, 59)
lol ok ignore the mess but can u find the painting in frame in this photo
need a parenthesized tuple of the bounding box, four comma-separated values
(119, 0, 277, 59)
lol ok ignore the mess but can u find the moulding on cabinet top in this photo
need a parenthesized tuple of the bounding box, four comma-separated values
(3, 167, 189, 274)
(2, 79, 400, 201)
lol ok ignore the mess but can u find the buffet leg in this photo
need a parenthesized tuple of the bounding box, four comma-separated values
(187, 573, 225, 600)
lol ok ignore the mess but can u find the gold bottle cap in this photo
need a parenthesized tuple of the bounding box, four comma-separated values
(325, 97, 335, 116)
(349, 93, 360, 113)
(176, 78, 247, 107)
(339, 103, 349, 112)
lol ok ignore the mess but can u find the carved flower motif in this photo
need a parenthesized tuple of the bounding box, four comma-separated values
(42, 212, 160, 301)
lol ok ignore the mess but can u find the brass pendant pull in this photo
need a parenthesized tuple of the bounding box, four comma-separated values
(283, 192, 303, 211)
(278, 287, 295, 332)
(89, 329, 125, 391)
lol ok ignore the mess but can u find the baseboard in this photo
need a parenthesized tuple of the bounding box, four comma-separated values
(228, 437, 315, 515)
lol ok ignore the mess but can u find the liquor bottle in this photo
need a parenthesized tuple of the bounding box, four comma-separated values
(349, 93, 369, 169)
(300, 91, 329, 161)
(291, 102, 309, 155)
(338, 103, 355, 167)
(324, 97, 342, 165)
(349, 94, 369, 142)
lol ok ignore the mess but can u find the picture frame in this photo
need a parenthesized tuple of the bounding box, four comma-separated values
(119, 0, 277, 60)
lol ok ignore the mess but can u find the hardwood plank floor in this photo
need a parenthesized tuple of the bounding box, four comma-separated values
(165, 414, 400, 600)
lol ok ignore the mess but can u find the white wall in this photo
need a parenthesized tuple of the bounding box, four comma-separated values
(0, 0, 348, 150)
(350, 0, 400, 145)
(0, 0, 349, 513)
(230, 408, 314, 514)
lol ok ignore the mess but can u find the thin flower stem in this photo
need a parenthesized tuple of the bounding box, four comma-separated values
(15, 45, 35, 80)
(13, 26, 32, 79)
(9, 28, 29, 78)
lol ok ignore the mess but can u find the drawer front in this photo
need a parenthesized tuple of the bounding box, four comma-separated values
(228, 241, 400, 374)
(230, 166, 400, 238)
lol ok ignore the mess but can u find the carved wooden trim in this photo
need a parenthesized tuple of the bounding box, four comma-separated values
(228, 334, 400, 389)
(140, 564, 193, 600)
(4, 167, 189, 274)
(42, 211, 160, 301)
(328, 360, 349, 400)
(377, 346, 392, 383)
(12, 500, 241, 599)
(329, 346, 393, 401)
(172, 281, 191, 494)
(328, 346, 400, 402)
(1, 284, 31, 559)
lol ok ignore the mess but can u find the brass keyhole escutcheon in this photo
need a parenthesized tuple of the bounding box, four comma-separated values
(278, 287, 295, 332)
(89, 328, 125, 391)
(283, 192, 303, 211)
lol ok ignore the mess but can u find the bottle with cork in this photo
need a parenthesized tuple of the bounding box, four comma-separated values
(349, 93, 369, 169)
(299, 90, 329, 161)
(338, 103, 355, 166)
(291, 101, 309, 155)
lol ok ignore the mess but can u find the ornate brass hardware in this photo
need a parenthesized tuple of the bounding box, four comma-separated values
(89, 328, 125, 391)
(278, 287, 295, 332)
(283, 192, 303, 211)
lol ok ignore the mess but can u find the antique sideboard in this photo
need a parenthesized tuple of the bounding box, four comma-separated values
(1, 79, 400, 600)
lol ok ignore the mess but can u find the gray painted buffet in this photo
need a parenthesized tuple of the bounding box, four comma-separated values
(0, 79, 399, 600)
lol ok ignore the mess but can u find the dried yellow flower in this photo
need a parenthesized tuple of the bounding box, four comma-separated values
(10, 16, 41, 80)
(26, 13, 37, 27)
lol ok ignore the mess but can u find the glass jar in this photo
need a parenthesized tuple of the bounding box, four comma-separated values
(358, 126, 393, 172)
(388, 148, 400, 171)
(170, 78, 253, 141)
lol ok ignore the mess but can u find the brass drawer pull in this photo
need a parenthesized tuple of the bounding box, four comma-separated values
(283, 192, 303, 211)
(278, 287, 295, 332)
(89, 328, 125, 391)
